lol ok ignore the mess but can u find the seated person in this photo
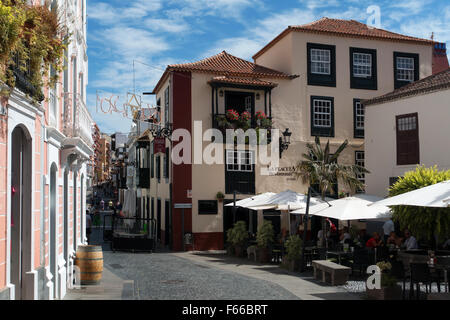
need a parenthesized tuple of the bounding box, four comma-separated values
(366, 232, 383, 248)
(402, 229, 418, 250)
(339, 227, 352, 244)
(355, 229, 370, 247)
(386, 231, 402, 247)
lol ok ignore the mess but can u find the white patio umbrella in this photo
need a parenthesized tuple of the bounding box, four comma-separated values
(224, 192, 276, 209)
(291, 194, 392, 221)
(370, 180, 450, 208)
(247, 190, 329, 211)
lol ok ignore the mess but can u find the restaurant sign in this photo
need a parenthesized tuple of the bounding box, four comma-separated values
(265, 167, 297, 180)
(154, 137, 166, 154)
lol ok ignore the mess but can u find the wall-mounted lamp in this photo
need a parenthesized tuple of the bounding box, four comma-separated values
(279, 128, 292, 159)
(219, 90, 224, 97)
(256, 93, 260, 100)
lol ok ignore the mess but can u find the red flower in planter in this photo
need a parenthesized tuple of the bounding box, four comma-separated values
(240, 111, 251, 122)
(256, 111, 267, 120)
(226, 109, 239, 121)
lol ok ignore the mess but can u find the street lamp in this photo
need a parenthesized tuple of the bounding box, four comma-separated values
(150, 123, 173, 140)
(279, 128, 292, 159)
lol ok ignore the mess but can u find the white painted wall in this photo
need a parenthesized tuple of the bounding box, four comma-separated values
(365, 89, 450, 197)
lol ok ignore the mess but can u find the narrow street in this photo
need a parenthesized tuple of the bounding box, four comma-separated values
(78, 228, 361, 300)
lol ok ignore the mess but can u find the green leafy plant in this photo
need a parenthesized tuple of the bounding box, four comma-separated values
(256, 220, 274, 248)
(295, 136, 369, 247)
(284, 235, 303, 261)
(389, 166, 450, 242)
(295, 137, 369, 199)
(377, 261, 397, 288)
(0, 0, 67, 102)
(216, 191, 225, 201)
(228, 221, 249, 246)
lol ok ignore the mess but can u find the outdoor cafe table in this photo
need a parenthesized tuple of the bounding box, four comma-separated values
(326, 250, 353, 265)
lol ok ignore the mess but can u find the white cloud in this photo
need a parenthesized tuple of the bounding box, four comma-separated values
(144, 18, 190, 33)
(88, 0, 162, 24)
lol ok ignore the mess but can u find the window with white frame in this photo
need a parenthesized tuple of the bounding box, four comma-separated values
(355, 151, 365, 190)
(355, 101, 364, 130)
(226, 150, 253, 172)
(396, 57, 415, 82)
(353, 53, 372, 78)
(313, 99, 332, 128)
(311, 49, 331, 75)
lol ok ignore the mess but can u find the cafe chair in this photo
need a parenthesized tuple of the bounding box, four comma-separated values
(390, 261, 408, 300)
(352, 249, 370, 276)
(410, 263, 440, 300)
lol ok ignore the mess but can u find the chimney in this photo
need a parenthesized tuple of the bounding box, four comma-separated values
(432, 42, 449, 74)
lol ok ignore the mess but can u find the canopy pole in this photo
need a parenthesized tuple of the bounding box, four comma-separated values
(233, 191, 237, 224)
(300, 187, 312, 273)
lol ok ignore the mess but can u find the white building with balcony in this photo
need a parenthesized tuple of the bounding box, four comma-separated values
(0, 0, 94, 300)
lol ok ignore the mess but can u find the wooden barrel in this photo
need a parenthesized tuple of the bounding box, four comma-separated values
(75, 245, 103, 285)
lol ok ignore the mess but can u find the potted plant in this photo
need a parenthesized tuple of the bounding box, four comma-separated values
(255, 111, 267, 127)
(228, 221, 249, 257)
(284, 235, 303, 272)
(256, 220, 274, 263)
(215, 114, 229, 130)
(226, 109, 239, 128)
(226, 228, 234, 256)
(366, 261, 402, 300)
(216, 192, 225, 203)
(226, 228, 235, 256)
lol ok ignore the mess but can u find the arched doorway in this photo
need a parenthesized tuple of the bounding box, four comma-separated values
(10, 126, 32, 300)
(49, 163, 59, 299)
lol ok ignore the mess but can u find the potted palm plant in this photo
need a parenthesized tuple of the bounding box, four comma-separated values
(284, 235, 303, 272)
(229, 221, 249, 257)
(366, 261, 402, 300)
(256, 220, 274, 263)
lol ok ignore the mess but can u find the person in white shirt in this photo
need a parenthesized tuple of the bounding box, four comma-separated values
(339, 227, 352, 244)
(382, 219, 395, 243)
(403, 229, 418, 250)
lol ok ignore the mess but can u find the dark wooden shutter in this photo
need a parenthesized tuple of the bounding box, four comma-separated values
(396, 113, 420, 165)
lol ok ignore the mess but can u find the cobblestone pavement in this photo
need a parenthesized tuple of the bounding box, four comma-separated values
(103, 251, 300, 300)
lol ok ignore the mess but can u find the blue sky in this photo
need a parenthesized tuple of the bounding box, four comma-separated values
(86, 0, 450, 134)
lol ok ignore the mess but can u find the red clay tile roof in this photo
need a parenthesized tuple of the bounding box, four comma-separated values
(152, 51, 295, 93)
(364, 68, 450, 106)
(208, 76, 278, 88)
(253, 17, 434, 60)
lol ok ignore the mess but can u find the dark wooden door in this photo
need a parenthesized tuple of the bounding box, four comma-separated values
(396, 113, 420, 165)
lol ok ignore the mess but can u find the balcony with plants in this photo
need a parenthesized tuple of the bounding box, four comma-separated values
(0, 1, 65, 104)
(214, 110, 273, 144)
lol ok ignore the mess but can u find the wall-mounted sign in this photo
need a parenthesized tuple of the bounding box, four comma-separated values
(127, 166, 135, 177)
(267, 166, 296, 177)
(154, 137, 166, 154)
(187, 190, 192, 199)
